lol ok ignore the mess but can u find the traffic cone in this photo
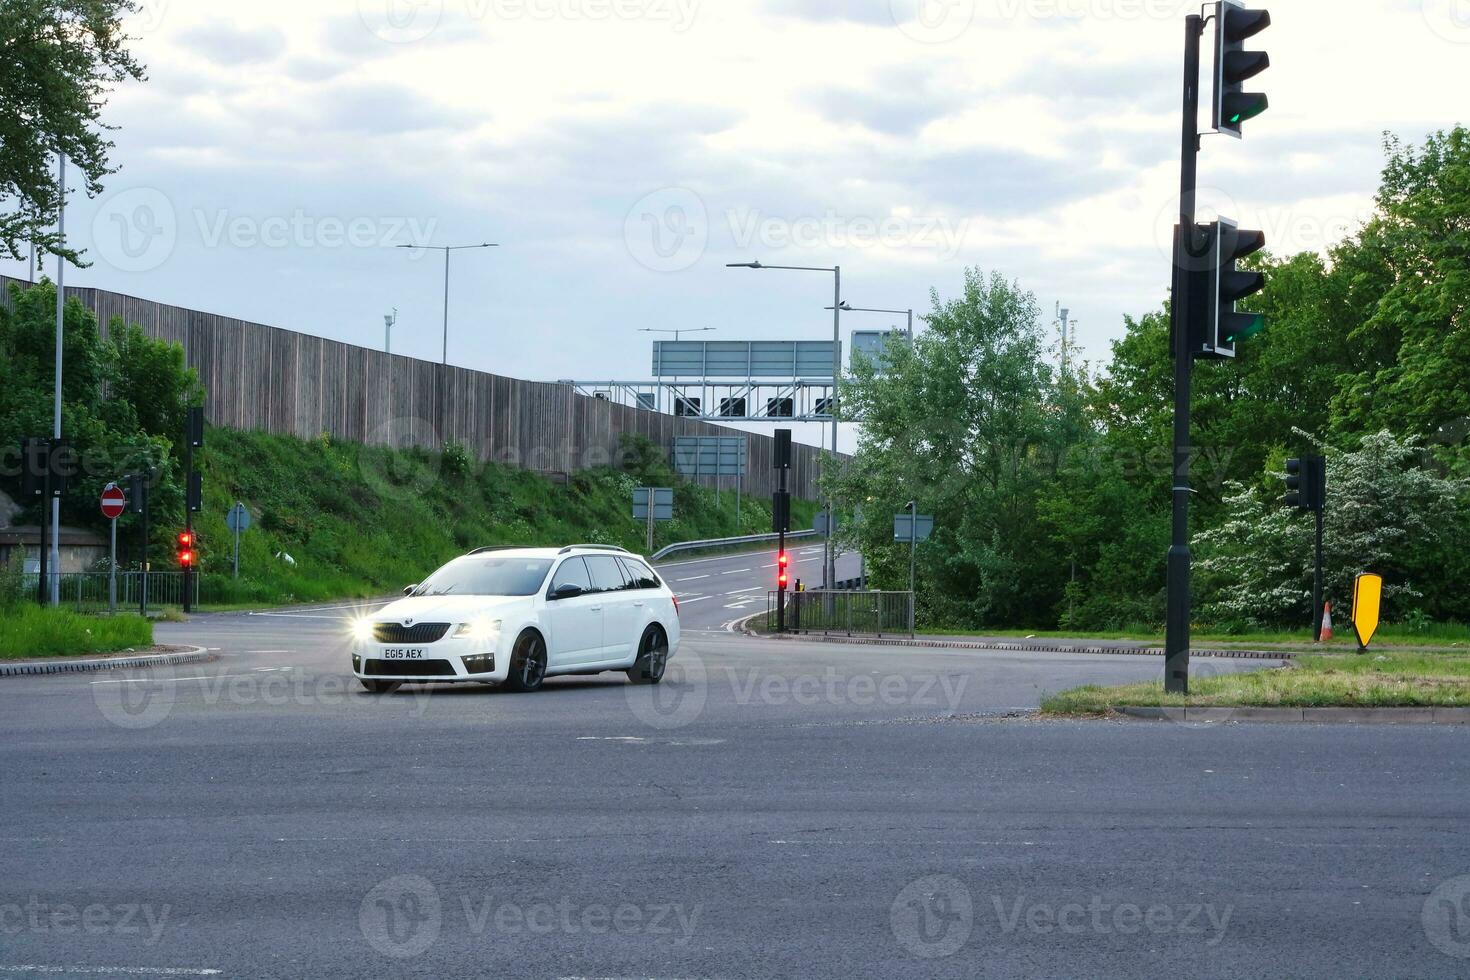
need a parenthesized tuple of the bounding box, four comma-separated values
(1319, 602, 1333, 643)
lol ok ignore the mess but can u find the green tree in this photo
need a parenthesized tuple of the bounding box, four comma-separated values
(0, 0, 147, 261)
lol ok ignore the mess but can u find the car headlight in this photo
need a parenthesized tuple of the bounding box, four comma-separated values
(453, 619, 501, 641)
(351, 619, 376, 643)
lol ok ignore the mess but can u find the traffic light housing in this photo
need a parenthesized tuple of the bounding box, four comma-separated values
(1205, 218, 1267, 358)
(177, 530, 195, 569)
(777, 550, 790, 590)
(1214, 1, 1270, 138)
(1285, 456, 1326, 511)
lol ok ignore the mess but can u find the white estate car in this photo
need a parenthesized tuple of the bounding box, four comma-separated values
(349, 545, 680, 693)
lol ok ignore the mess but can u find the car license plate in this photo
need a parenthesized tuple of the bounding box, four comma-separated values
(383, 648, 425, 660)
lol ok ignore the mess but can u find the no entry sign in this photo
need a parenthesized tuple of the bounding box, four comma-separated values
(101, 483, 127, 520)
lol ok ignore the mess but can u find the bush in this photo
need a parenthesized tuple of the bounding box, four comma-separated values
(0, 551, 24, 609)
(0, 605, 153, 659)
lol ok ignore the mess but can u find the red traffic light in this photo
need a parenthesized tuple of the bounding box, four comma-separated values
(777, 550, 790, 589)
(178, 530, 195, 568)
(179, 550, 195, 568)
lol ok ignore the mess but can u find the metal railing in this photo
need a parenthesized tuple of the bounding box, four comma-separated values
(22, 572, 201, 615)
(651, 529, 818, 562)
(768, 589, 915, 638)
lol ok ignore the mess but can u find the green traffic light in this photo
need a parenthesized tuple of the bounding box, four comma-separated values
(1225, 315, 1266, 343)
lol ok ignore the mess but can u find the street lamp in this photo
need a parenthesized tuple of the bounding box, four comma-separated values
(639, 326, 717, 342)
(827, 302, 914, 340)
(727, 260, 841, 591)
(394, 242, 498, 366)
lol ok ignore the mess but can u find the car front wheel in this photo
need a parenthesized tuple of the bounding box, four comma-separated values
(504, 630, 548, 693)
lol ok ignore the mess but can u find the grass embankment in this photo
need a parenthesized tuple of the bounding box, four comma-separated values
(189, 429, 817, 608)
(1042, 650, 1470, 714)
(0, 605, 153, 660)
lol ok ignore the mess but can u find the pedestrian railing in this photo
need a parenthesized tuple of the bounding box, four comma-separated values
(767, 589, 915, 638)
(22, 571, 203, 615)
(651, 529, 819, 562)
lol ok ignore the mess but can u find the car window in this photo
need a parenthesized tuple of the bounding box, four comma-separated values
(550, 557, 592, 594)
(585, 555, 629, 593)
(618, 557, 662, 590)
(412, 557, 553, 597)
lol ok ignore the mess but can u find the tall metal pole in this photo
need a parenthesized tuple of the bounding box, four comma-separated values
(1312, 507, 1325, 641)
(1165, 14, 1204, 695)
(49, 153, 66, 605)
(827, 266, 840, 590)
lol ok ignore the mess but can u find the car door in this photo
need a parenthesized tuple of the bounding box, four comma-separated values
(585, 555, 639, 665)
(543, 557, 602, 670)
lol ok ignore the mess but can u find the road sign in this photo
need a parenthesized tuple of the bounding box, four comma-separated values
(893, 514, 934, 542)
(226, 502, 252, 533)
(100, 484, 126, 520)
(227, 502, 251, 580)
(632, 488, 674, 521)
(814, 511, 839, 536)
(1352, 573, 1383, 651)
(653, 340, 839, 379)
(672, 436, 747, 477)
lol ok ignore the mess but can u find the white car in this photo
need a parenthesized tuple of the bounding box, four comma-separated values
(350, 545, 680, 693)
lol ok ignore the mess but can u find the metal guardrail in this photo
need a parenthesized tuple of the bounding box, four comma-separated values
(651, 529, 818, 562)
(768, 589, 915, 638)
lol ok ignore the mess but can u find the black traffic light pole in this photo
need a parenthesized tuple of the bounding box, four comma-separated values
(1165, 13, 1206, 695)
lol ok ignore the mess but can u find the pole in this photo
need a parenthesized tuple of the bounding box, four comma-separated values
(50, 154, 66, 606)
(777, 465, 789, 633)
(826, 266, 841, 591)
(183, 438, 193, 614)
(646, 493, 654, 554)
(109, 517, 117, 614)
(1312, 507, 1325, 641)
(139, 475, 149, 617)
(907, 501, 917, 636)
(1164, 14, 1204, 695)
(36, 455, 50, 606)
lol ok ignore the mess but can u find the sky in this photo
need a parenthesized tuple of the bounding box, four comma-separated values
(5, 0, 1469, 452)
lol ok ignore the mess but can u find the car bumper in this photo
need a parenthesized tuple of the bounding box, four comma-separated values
(350, 635, 508, 683)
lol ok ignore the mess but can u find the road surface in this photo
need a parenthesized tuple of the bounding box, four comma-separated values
(0, 602, 1466, 978)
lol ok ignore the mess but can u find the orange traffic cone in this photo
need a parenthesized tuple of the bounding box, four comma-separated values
(1319, 602, 1333, 643)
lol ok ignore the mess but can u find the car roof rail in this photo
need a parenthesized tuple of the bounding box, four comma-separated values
(558, 544, 630, 555)
(468, 546, 523, 555)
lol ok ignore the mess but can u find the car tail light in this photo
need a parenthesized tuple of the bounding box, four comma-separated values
(672, 594, 680, 616)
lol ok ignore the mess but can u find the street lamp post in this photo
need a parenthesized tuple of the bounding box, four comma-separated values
(727, 260, 841, 591)
(49, 153, 67, 604)
(829, 302, 914, 341)
(395, 242, 497, 440)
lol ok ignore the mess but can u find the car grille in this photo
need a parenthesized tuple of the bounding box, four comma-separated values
(363, 659, 458, 678)
(372, 623, 450, 644)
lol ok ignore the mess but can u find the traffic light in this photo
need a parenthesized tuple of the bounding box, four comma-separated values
(177, 530, 196, 569)
(187, 471, 204, 513)
(1285, 456, 1326, 511)
(1211, 217, 1270, 357)
(777, 550, 790, 590)
(1213, 1, 1271, 138)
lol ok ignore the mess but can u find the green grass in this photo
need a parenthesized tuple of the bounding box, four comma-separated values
(180, 429, 818, 609)
(1041, 650, 1470, 714)
(0, 605, 154, 659)
(921, 623, 1470, 650)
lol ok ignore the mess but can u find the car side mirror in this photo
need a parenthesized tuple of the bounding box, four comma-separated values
(403, 585, 417, 596)
(553, 583, 584, 600)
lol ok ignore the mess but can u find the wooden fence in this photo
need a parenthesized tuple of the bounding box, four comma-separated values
(1, 275, 826, 499)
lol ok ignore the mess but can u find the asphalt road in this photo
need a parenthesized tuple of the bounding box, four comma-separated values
(654, 543, 863, 632)
(1, 601, 1468, 979)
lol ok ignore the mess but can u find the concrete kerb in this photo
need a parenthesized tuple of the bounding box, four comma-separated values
(1118, 706, 1468, 725)
(0, 645, 215, 678)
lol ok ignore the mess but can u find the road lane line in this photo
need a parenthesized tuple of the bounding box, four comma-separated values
(678, 595, 713, 604)
(719, 568, 752, 575)
(675, 574, 711, 581)
(725, 587, 763, 595)
(0, 968, 223, 977)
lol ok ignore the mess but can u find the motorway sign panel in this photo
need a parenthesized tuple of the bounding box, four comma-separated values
(653, 340, 839, 379)
(632, 488, 674, 521)
(672, 436, 747, 477)
(893, 514, 934, 542)
(100, 484, 127, 520)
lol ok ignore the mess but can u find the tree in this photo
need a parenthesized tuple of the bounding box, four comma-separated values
(0, 0, 146, 262)
(829, 268, 1066, 627)
(1195, 430, 1466, 629)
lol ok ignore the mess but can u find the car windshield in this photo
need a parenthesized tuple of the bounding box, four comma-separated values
(412, 557, 553, 597)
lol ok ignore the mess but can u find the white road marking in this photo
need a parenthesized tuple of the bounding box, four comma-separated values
(244, 613, 345, 620)
(675, 574, 711, 582)
(724, 602, 756, 610)
(246, 650, 292, 654)
(678, 595, 713, 604)
(725, 587, 763, 595)
(0, 968, 223, 977)
(719, 568, 752, 575)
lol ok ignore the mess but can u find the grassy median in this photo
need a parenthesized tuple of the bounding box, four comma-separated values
(0, 605, 154, 660)
(1041, 650, 1470, 714)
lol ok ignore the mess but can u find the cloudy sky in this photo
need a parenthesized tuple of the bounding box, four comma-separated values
(6, 0, 1468, 449)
